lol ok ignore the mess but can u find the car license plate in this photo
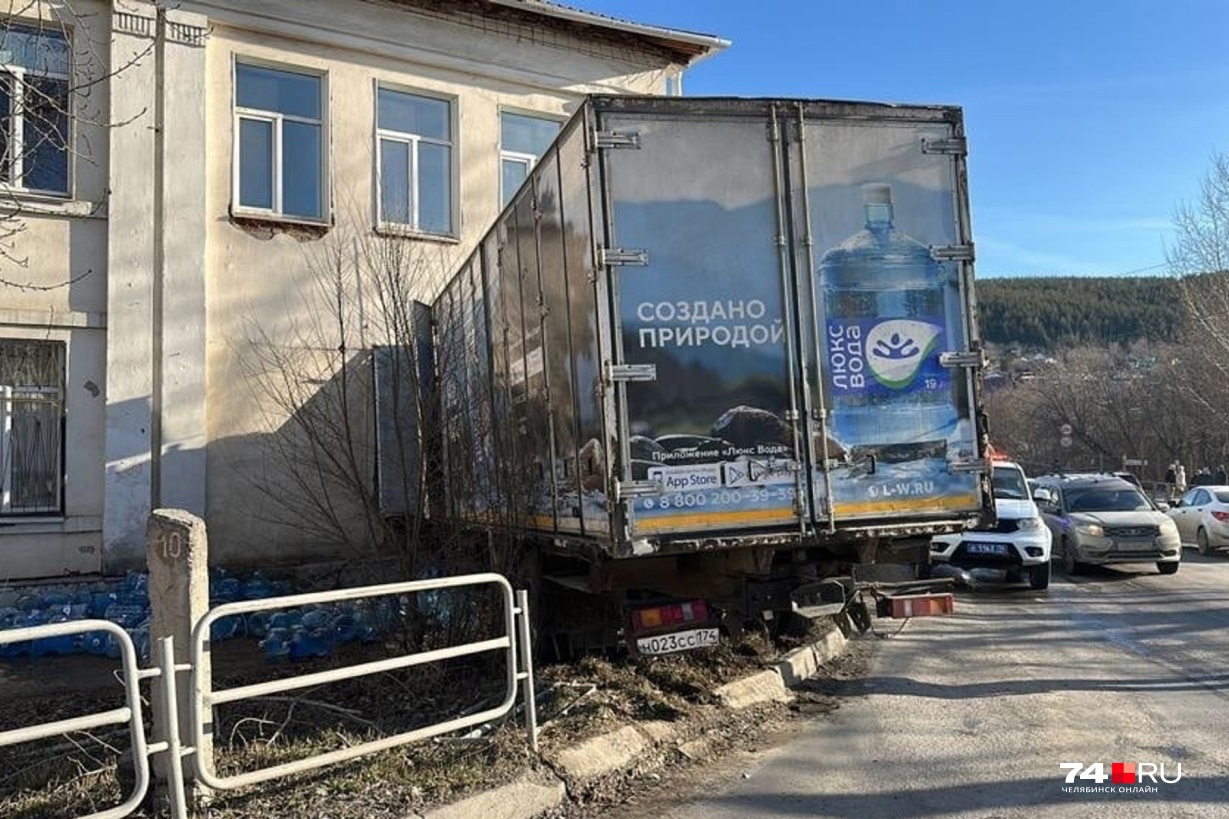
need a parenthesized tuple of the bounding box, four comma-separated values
(966, 542, 1008, 555)
(636, 627, 719, 656)
(1115, 540, 1154, 551)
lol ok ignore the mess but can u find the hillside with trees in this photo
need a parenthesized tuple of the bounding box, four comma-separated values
(975, 276, 1182, 349)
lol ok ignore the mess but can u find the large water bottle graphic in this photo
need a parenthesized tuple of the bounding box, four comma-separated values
(820, 183, 960, 460)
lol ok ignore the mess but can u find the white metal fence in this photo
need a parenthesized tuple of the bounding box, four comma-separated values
(0, 573, 536, 817)
(190, 572, 537, 789)
(0, 619, 191, 819)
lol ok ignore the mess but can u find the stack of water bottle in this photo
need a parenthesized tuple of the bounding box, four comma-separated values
(0, 570, 402, 663)
(227, 573, 403, 662)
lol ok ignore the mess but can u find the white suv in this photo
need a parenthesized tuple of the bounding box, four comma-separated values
(930, 461, 1052, 589)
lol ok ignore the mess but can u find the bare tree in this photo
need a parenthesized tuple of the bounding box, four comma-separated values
(234, 216, 531, 654)
(985, 343, 1205, 480)
(0, 1, 153, 287)
(236, 218, 450, 581)
(1167, 151, 1229, 402)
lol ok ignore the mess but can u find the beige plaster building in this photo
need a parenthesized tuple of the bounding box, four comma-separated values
(0, 0, 724, 580)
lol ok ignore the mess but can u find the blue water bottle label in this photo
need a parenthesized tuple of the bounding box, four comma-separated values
(826, 316, 949, 397)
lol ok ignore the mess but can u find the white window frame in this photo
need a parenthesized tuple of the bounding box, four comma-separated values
(231, 58, 327, 222)
(0, 23, 72, 197)
(499, 149, 538, 207)
(498, 109, 562, 207)
(374, 83, 456, 236)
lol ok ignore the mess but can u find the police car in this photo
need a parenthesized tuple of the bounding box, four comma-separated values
(930, 459, 1052, 589)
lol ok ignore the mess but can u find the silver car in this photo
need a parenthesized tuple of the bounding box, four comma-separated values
(1168, 485, 1229, 555)
(1034, 474, 1182, 575)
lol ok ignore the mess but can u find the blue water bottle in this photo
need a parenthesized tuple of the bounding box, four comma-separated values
(820, 183, 958, 458)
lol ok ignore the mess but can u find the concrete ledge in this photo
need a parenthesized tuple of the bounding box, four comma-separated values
(637, 720, 678, 745)
(813, 624, 848, 664)
(774, 625, 848, 686)
(423, 772, 565, 819)
(678, 738, 711, 761)
(713, 669, 794, 709)
(773, 646, 819, 687)
(549, 724, 649, 782)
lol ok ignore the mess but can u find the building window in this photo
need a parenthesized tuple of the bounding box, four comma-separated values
(0, 23, 71, 195)
(499, 111, 560, 207)
(0, 340, 64, 516)
(233, 61, 324, 220)
(376, 86, 453, 235)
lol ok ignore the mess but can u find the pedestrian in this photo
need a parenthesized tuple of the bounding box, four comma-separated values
(1176, 463, 1187, 493)
(1216, 464, 1227, 485)
(1165, 463, 1176, 485)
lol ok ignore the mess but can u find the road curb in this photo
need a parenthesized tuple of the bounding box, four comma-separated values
(421, 771, 565, 819)
(773, 624, 849, 686)
(547, 723, 648, 782)
(713, 668, 795, 709)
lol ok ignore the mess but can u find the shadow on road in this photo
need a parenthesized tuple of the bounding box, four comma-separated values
(800, 669, 1229, 700)
(706, 774, 1229, 819)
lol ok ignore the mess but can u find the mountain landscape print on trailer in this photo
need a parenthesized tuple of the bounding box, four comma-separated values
(617, 193, 801, 535)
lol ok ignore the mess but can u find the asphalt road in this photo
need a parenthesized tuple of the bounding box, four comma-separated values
(603, 551, 1229, 819)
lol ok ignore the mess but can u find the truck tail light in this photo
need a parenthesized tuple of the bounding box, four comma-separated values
(875, 592, 955, 619)
(630, 600, 709, 634)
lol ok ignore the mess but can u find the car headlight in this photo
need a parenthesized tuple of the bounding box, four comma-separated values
(1159, 518, 1179, 538)
(1075, 522, 1104, 538)
(1017, 517, 1043, 531)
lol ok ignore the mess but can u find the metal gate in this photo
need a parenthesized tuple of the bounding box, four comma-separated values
(0, 573, 536, 818)
(0, 619, 191, 819)
(189, 573, 538, 789)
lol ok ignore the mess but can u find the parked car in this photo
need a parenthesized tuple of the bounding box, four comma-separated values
(1167, 485, 1229, 556)
(931, 461, 1051, 589)
(1033, 473, 1181, 575)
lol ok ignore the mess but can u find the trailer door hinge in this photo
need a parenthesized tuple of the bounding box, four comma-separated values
(940, 350, 985, 368)
(599, 247, 648, 267)
(607, 363, 657, 383)
(930, 244, 975, 263)
(594, 130, 641, 149)
(921, 136, 967, 156)
(617, 480, 662, 499)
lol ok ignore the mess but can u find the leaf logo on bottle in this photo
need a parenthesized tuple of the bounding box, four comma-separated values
(865, 319, 944, 389)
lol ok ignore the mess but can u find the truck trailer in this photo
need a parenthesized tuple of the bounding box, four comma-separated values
(407, 95, 991, 654)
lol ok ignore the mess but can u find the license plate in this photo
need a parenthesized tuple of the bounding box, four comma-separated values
(966, 542, 1008, 555)
(636, 627, 719, 656)
(1115, 540, 1154, 551)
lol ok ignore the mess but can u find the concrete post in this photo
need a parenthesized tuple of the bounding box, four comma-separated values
(147, 508, 212, 799)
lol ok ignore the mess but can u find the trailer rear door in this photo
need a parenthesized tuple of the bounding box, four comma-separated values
(596, 102, 810, 538)
(787, 102, 984, 526)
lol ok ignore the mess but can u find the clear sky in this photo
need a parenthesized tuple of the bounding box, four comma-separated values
(574, 0, 1229, 278)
